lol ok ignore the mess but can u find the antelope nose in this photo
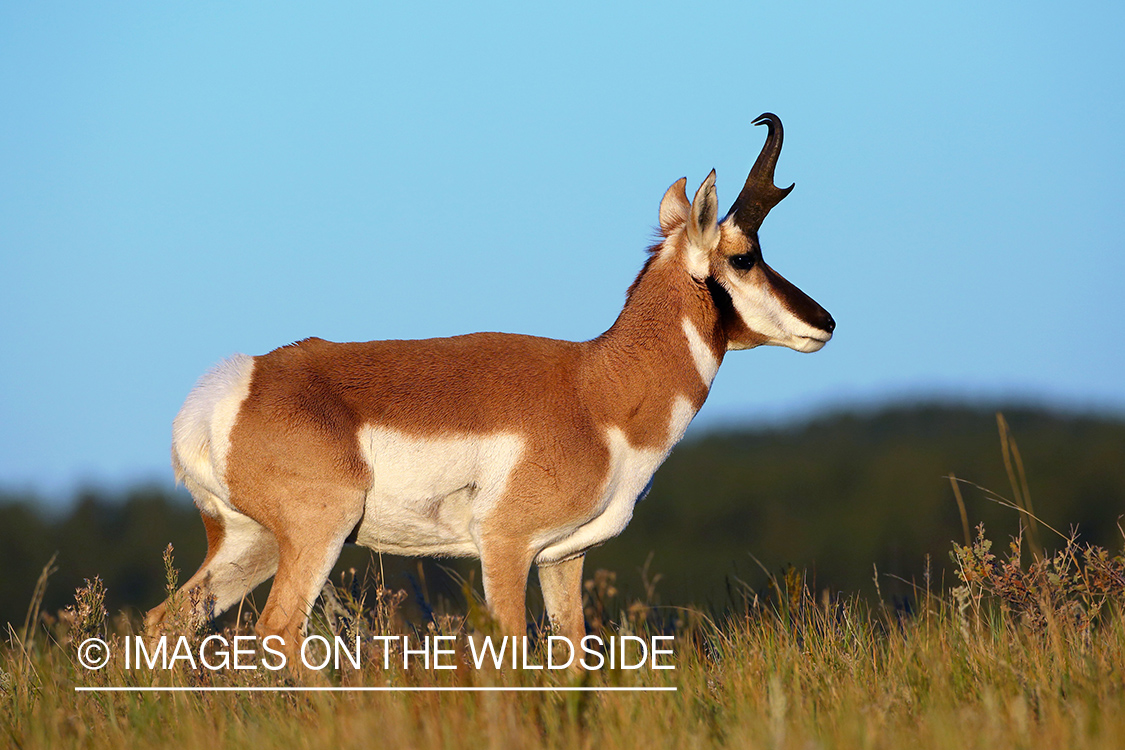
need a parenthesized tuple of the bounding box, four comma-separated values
(822, 312, 836, 334)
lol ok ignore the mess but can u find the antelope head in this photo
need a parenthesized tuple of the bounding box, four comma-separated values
(667, 113, 836, 352)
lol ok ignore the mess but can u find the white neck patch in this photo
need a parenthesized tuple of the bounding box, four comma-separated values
(681, 317, 719, 387)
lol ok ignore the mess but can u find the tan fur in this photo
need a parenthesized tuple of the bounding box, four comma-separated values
(149, 156, 833, 658)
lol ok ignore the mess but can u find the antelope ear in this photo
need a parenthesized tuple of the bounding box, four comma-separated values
(658, 177, 690, 236)
(687, 169, 720, 256)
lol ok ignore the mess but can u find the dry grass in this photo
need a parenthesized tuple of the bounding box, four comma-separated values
(2, 519, 1124, 750)
(5, 421, 1124, 748)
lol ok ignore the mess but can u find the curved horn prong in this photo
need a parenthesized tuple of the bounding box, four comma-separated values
(725, 112, 795, 234)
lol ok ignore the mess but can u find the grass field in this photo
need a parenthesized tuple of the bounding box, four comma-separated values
(3, 518, 1124, 750)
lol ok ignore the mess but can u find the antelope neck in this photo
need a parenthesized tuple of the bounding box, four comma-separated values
(581, 254, 725, 450)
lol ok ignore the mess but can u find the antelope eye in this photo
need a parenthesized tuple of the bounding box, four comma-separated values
(728, 253, 757, 271)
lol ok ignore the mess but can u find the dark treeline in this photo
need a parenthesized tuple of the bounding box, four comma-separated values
(594, 402, 1125, 607)
(2, 402, 1123, 629)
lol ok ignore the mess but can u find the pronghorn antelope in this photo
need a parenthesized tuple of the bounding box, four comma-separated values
(147, 113, 834, 655)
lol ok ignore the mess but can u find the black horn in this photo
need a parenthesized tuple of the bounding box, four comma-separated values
(725, 113, 794, 235)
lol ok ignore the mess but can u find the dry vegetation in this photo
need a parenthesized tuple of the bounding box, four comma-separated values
(4, 420, 1124, 749)
(2, 518, 1124, 750)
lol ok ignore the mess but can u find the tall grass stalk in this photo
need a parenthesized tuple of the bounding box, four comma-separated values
(3, 521, 1123, 749)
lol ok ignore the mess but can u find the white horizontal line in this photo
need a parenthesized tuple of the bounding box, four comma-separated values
(75, 686, 677, 693)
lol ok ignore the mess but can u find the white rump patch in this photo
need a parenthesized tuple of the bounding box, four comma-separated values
(172, 354, 255, 504)
(354, 427, 525, 557)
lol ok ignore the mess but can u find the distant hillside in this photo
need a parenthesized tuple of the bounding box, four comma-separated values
(2, 402, 1123, 627)
(588, 403, 1125, 607)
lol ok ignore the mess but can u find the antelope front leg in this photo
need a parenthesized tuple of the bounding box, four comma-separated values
(538, 555, 586, 645)
(478, 536, 534, 636)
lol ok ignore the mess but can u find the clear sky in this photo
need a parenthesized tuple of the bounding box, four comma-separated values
(2, 2, 1123, 501)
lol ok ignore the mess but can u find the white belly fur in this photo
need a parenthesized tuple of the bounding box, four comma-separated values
(353, 426, 525, 557)
(353, 396, 698, 563)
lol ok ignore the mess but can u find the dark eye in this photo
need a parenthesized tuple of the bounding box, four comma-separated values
(728, 253, 757, 271)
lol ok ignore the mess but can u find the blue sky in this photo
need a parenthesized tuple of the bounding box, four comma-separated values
(2, 2, 1123, 501)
